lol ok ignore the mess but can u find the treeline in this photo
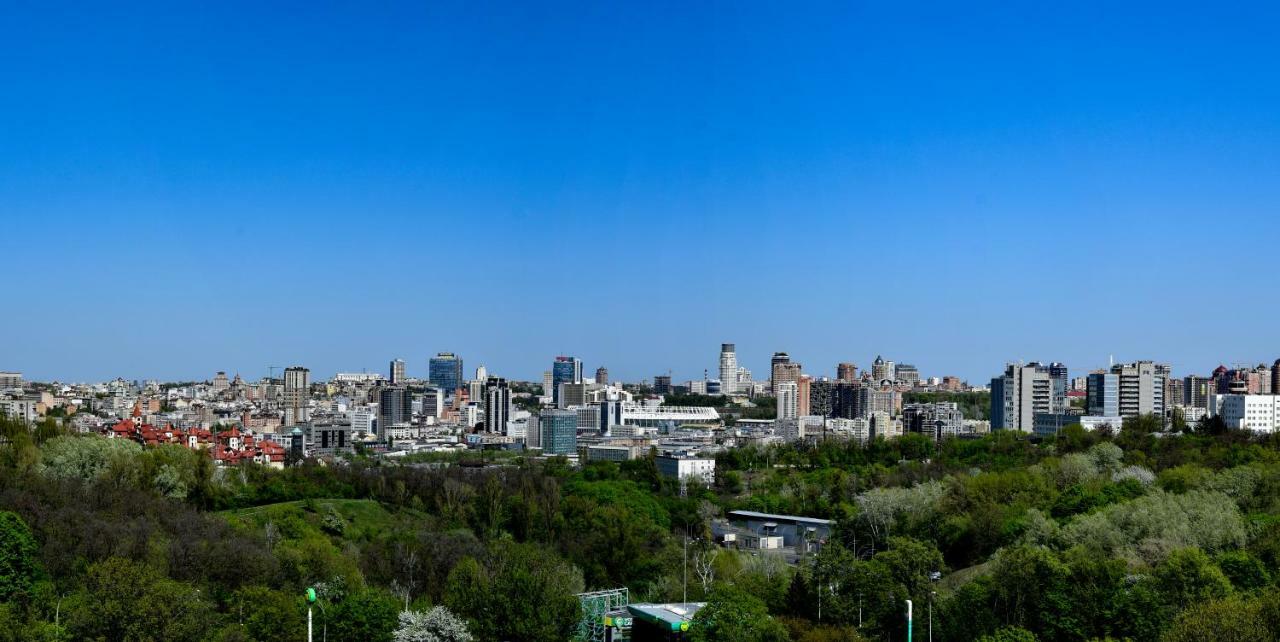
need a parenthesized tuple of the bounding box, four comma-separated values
(2, 411, 1280, 641)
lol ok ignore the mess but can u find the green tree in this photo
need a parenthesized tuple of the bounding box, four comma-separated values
(64, 557, 214, 642)
(0, 512, 39, 603)
(1161, 594, 1277, 642)
(976, 626, 1038, 642)
(328, 588, 399, 642)
(1153, 548, 1232, 611)
(689, 584, 790, 642)
(445, 542, 582, 642)
(230, 586, 305, 642)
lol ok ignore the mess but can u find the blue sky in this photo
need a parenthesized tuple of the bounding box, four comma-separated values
(3, 1, 1279, 384)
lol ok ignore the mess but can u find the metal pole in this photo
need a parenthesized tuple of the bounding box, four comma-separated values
(308, 606, 313, 642)
(929, 591, 934, 642)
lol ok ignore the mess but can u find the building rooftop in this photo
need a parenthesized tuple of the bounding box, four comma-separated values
(727, 510, 834, 526)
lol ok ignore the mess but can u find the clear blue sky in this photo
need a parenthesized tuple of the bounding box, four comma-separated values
(3, 1, 1279, 384)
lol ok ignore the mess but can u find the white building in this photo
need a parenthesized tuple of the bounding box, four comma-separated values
(719, 344, 738, 395)
(349, 405, 377, 435)
(656, 455, 716, 485)
(776, 381, 798, 420)
(1209, 394, 1280, 433)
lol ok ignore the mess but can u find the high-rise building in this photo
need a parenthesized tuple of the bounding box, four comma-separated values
(895, 364, 920, 387)
(653, 375, 672, 395)
(796, 376, 812, 417)
(283, 366, 311, 425)
(378, 386, 413, 431)
(483, 377, 510, 433)
(808, 379, 861, 419)
(212, 371, 229, 393)
(1047, 363, 1069, 411)
(595, 366, 608, 385)
(421, 388, 443, 421)
(837, 363, 858, 382)
(389, 359, 406, 385)
(428, 353, 464, 396)
(1273, 360, 1280, 397)
(719, 344, 738, 395)
(871, 356, 895, 383)
(1111, 361, 1168, 418)
(540, 408, 577, 455)
(1086, 372, 1119, 417)
(542, 371, 554, 397)
(777, 381, 799, 420)
(857, 385, 896, 418)
(991, 363, 1054, 432)
(770, 352, 802, 397)
(1183, 375, 1213, 409)
(552, 356, 582, 406)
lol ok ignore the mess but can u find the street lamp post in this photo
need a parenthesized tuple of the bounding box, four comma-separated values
(306, 587, 317, 642)
(906, 599, 913, 642)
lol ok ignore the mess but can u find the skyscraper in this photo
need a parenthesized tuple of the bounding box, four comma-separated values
(483, 377, 510, 433)
(1048, 362, 1069, 412)
(389, 359, 406, 385)
(283, 366, 310, 425)
(990, 363, 1053, 432)
(776, 381, 799, 420)
(551, 356, 582, 406)
(540, 408, 577, 455)
(871, 356, 895, 383)
(428, 353, 463, 396)
(379, 386, 413, 431)
(719, 344, 738, 395)
(771, 352, 801, 397)
(1110, 361, 1168, 418)
(595, 366, 608, 385)
(837, 363, 858, 382)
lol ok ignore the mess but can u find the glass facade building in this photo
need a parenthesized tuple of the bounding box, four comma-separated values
(541, 408, 578, 456)
(429, 353, 463, 396)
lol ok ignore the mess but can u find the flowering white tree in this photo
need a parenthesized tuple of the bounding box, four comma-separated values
(393, 606, 473, 642)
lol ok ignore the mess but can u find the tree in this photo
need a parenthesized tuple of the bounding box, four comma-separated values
(976, 626, 1038, 642)
(690, 584, 790, 642)
(230, 586, 305, 642)
(445, 542, 582, 642)
(1153, 548, 1232, 611)
(393, 606, 474, 642)
(64, 557, 214, 642)
(1161, 594, 1277, 642)
(328, 588, 399, 642)
(0, 512, 39, 603)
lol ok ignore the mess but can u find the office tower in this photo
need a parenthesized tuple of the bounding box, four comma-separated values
(837, 363, 858, 382)
(378, 386, 413, 430)
(1273, 360, 1280, 397)
(389, 359, 406, 385)
(559, 382, 590, 409)
(653, 375, 672, 395)
(475, 365, 488, 382)
(1047, 363, 1068, 411)
(428, 353, 464, 396)
(1183, 375, 1212, 409)
(990, 363, 1053, 432)
(551, 356, 582, 405)
(719, 344, 738, 395)
(895, 364, 920, 387)
(283, 366, 310, 425)
(542, 371, 554, 397)
(796, 376, 812, 416)
(483, 377, 510, 433)
(771, 352, 802, 396)
(421, 388, 443, 420)
(468, 379, 486, 406)
(212, 371, 229, 393)
(540, 408, 577, 455)
(1110, 361, 1168, 417)
(1086, 372, 1119, 417)
(595, 366, 608, 385)
(777, 381, 799, 420)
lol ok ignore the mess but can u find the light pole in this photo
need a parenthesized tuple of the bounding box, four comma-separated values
(906, 599, 913, 642)
(306, 587, 317, 642)
(929, 569, 941, 642)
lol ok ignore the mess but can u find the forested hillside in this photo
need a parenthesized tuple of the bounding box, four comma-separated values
(0, 413, 1278, 641)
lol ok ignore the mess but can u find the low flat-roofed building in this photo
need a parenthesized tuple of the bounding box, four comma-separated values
(727, 509, 833, 549)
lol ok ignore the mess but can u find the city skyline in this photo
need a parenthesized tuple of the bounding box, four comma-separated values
(5, 3, 1280, 384)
